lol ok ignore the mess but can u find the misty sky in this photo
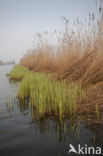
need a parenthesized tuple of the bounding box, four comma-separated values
(0, 0, 97, 63)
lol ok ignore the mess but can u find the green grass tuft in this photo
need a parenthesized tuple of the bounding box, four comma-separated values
(9, 65, 31, 81)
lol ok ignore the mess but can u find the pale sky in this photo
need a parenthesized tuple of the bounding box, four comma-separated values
(0, 0, 97, 63)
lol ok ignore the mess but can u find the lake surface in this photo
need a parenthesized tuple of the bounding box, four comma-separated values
(0, 65, 103, 156)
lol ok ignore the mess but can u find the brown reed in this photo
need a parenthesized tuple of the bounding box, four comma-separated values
(19, 1, 103, 123)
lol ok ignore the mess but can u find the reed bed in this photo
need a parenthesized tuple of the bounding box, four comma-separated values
(9, 1, 103, 123)
(18, 71, 84, 121)
(9, 65, 84, 120)
(20, 1, 103, 83)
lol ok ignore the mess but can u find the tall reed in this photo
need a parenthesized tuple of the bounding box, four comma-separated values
(10, 1, 103, 123)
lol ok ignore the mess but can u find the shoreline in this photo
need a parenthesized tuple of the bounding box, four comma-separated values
(8, 65, 103, 124)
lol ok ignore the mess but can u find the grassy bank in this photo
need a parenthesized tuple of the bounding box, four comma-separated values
(9, 65, 31, 81)
(9, 64, 103, 123)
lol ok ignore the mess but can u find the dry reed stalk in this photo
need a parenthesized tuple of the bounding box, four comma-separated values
(19, 1, 103, 123)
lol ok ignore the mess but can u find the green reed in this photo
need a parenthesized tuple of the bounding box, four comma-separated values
(8, 65, 84, 120)
(96, 104, 99, 120)
(18, 72, 84, 121)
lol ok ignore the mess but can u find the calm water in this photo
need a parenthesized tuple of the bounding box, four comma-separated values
(0, 65, 103, 156)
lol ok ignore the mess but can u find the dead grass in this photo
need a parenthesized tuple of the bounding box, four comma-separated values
(19, 1, 103, 123)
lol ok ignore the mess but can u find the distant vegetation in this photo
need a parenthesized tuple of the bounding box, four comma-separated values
(0, 60, 15, 65)
(9, 1, 103, 123)
(0, 60, 4, 65)
(5, 60, 15, 65)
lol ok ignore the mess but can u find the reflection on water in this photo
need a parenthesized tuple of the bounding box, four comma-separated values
(0, 65, 103, 156)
